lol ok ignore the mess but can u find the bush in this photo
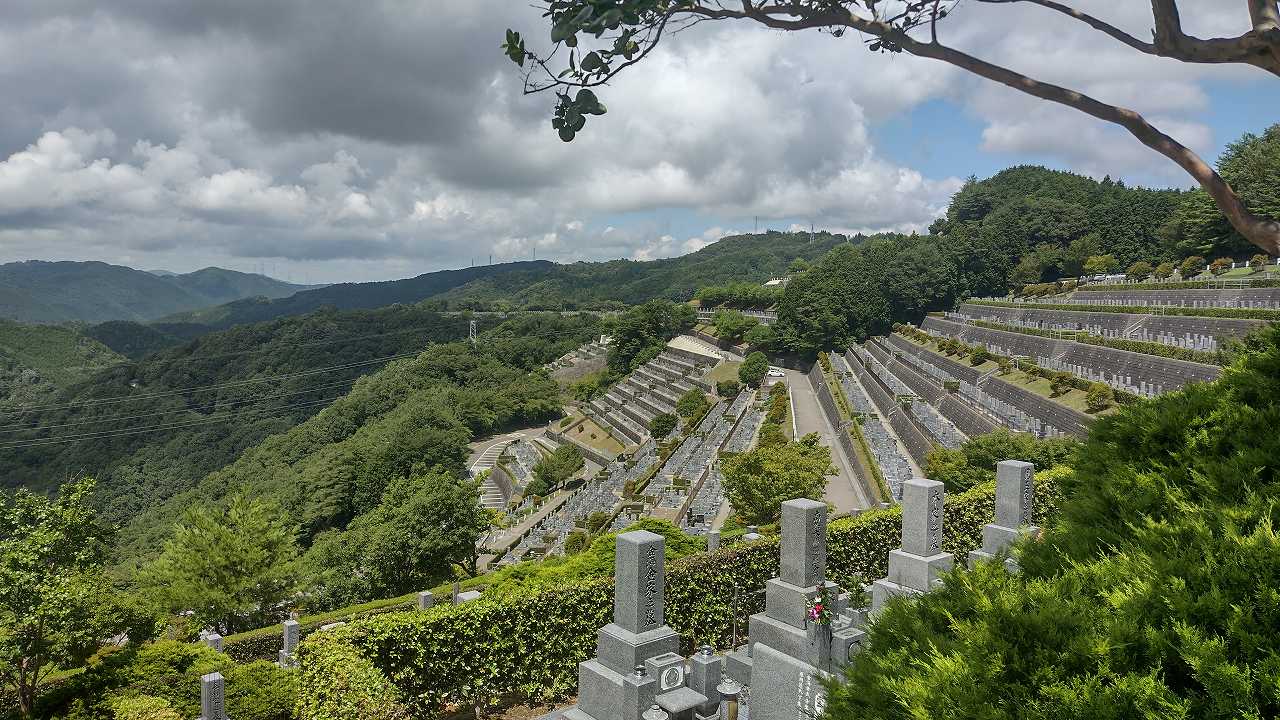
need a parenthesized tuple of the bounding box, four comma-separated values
(648, 412, 677, 439)
(738, 351, 769, 387)
(1048, 371, 1074, 397)
(715, 379, 741, 398)
(969, 348, 991, 366)
(296, 471, 1065, 718)
(1179, 255, 1206, 278)
(41, 641, 298, 720)
(997, 357, 1012, 375)
(1085, 382, 1114, 413)
(1125, 260, 1153, 281)
(1250, 253, 1269, 269)
(1210, 256, 1234, 275)
(1153, 261, 1175, 279)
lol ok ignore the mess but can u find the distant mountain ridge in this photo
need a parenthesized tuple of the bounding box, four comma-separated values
(0, 261, 314, 324)
(162, 232, 844, 330)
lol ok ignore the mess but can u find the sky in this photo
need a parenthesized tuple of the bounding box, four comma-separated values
(0, 1, 1275, 284)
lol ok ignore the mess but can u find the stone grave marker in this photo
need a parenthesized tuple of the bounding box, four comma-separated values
(199, 672, 227, 720)
(968, 460, 1041, 569)
(727, 499, 865, 719)
(416, 590, 435, 610)
(278, 619, 300, 668)
(559, 529, 722, 720)
(871, 478, 954, 613)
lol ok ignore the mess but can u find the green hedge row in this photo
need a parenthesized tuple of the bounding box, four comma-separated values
(1076, 278, 1280, 291)
(221, 598, 416, 663)
(296, 631, 410, 720)
(1074, 333, 1221, 366)
(297, 469, 1067, 719)
(967, 319, 1223, 366)
(969, 299, 1280, 322)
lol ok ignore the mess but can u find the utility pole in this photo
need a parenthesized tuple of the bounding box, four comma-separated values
(810, 221, 814, 245)
(469, 320, 477, 349)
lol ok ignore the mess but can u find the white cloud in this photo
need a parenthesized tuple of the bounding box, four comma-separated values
(0, 0, 1269, 280)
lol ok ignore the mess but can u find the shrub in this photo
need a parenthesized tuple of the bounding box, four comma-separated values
(1085, 382, 1114, 413)
(996, 357, 1012, 375)
(1125, 260, 1153, 281)
(1250, 253, 1269, 269)
(1210, 256, 1234, 275)
(1153, 261, 1175, 279)
(648, 413, 677, 439)
(1179, 255, 1206, 278)
(1048, 371, 1074, 397)
(715, 379, 741, 398)
(828, 328, 1280, 719)
(969, 348, 991, 366)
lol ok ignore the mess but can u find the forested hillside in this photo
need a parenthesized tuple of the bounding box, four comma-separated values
(160, 260, 555, 329)
(765, 163, 1240, 354)
(0, 320, 124, 411)
(118, 313, 603, 607)
(0, 261, 310, 324)
(435, 231, 843, 309)
(162, 232, 842, 330)
(0, 305, 488, 526)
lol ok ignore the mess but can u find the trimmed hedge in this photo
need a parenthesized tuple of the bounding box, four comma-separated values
(297, 469, 1066, 719)
(969, 318, 1223, 366)
(1076, 278, 1280, 291)
(1075, 333, 1221, 366)
(222, 597, 416, 663)
(969, 298, 1280, 322)
(296, 631, 410, 720)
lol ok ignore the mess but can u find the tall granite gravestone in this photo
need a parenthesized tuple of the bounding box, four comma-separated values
(561, 530, 724, 720)
(724, 499, 866, 720)
(968, 461, 1040, 569)
(871, 478, 953, 613)
(199, 672, 228, 720)
(277, 619, 299, 668)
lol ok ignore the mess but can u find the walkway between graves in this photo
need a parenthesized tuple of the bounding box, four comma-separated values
(782, 367, 871, 514)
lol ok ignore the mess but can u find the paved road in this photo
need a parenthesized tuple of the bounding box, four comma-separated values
(782, 368, 871, 515)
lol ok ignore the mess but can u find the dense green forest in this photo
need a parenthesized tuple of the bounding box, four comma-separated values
(116, 312, 601, 606)
(0, 262, 309, 324)
(0, 321, 125, 412)
(0, 306, 498, 527)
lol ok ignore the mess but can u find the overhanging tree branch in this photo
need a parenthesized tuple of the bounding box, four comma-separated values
(506, 0, 1280, 254)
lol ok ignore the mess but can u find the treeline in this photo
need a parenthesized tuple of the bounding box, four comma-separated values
(764, 125, 1280, 354)
(694, 281, 784, 308)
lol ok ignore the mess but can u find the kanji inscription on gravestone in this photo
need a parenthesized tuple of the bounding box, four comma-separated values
(796, 672, 827, 720)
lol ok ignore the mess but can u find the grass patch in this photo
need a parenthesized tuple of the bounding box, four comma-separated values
(899, 335, 1118, 416)
(705, 360, 743, 385)
(563, 414, 627, 455)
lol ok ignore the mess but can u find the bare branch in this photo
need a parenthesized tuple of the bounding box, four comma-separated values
(976, 0, 1155, 53)
(979, 0, 1279, 74)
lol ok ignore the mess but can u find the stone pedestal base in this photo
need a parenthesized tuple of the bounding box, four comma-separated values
(870, 578, 924, 614)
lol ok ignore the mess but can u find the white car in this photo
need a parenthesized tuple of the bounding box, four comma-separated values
(767, 368, 786, 378)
